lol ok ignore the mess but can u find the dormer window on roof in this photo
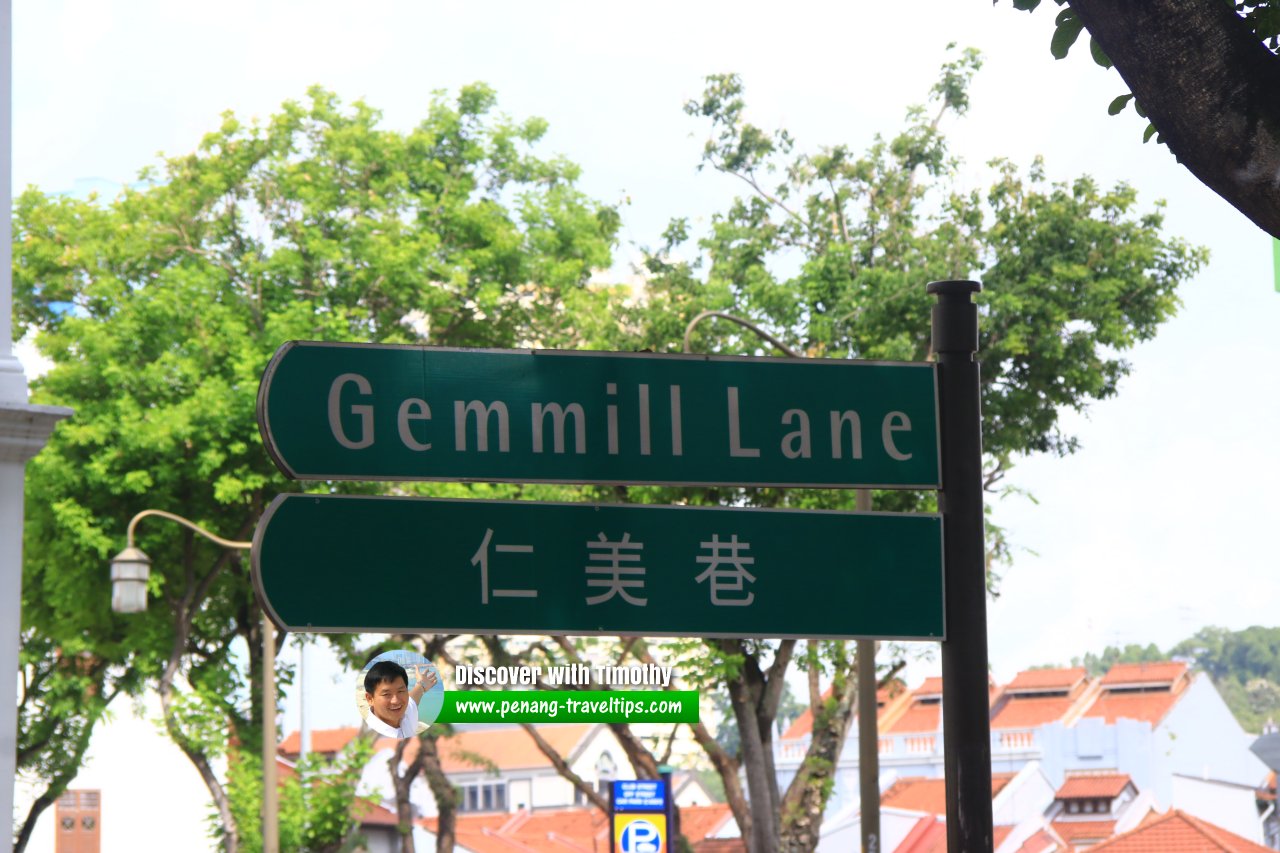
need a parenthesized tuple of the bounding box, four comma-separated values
(1098, 661, 1187, 692)
(1004, 667, 1088, 696)
(1103, 683, 1173, 695)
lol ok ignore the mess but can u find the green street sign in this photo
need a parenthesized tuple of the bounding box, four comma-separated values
(252, 494, 945, 640)
(257, 342, 940, 489)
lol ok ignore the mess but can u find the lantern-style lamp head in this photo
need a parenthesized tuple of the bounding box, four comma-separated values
(109, 546, 151, 613)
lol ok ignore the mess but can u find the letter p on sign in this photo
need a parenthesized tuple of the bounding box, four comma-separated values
(615, 816, 665, 853)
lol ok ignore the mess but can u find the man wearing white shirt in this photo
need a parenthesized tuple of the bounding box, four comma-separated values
(364, 660, 438, 739)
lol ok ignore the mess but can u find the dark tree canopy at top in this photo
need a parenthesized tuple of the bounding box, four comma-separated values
(1009, 0, 1280, 240)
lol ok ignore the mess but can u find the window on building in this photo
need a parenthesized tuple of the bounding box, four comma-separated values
(594, 750, 616, 805)
(459, 782, 506, 813)
(573, 780, 614, 808)
(55, 790, 101, 853)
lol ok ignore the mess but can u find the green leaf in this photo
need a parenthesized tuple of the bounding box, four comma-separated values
(1143, 123, 1158, 143)
(1107, 94, 1134, 116)
(1134, 100, 1148, 118)
(1011, 0, 1042, 10)
(1089, 36, 1113, 68)
(1050, 12, 1086, 59)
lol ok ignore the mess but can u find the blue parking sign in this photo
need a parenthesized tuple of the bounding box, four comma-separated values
(615, 815, 665, 853)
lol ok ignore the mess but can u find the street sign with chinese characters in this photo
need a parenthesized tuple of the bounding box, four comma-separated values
(251, 494, 945, 640)
(257, 342, 940, 489)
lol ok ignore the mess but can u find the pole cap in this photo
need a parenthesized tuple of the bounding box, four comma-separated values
(927, 281, 981, 354)
(925, 280, 982, 297)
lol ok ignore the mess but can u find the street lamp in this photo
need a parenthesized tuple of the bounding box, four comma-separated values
(111, 508, 279, 853)
(108, 545, 150, 614)
(109, 509, 252, 614)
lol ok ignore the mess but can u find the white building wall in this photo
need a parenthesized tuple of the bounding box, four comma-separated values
(992, 762, 1055, 826)
(566, 725, 636, 788)
(530, 772, 576, 808)
(1159, 676, 1271, 788)
(815, 806, 934, 853)
(14, 693, 218, 852)
(1171, 774, 1265, 844)
(509, 777, 534, 811)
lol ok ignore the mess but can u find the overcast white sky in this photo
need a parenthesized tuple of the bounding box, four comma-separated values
(13, 1, 1280, 732)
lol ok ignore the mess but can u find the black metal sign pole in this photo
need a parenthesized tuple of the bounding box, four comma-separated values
(857, 635, 880, 852)
(928, 280, 994, 852)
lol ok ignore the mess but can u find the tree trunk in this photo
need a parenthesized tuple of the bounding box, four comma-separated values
(391, 738, 427, 853)
(14, 791, 55, 853)
(159, 545, 239, 852)
(418, 731, 458, 853)
(778, 649, 859, 853)
(1068, 0, 1280, 238)
(160, 679, 238, 852)
(14, 674, 118, 852)
(686, 719, 751, 841)
(730, 673, 777, 853)
(713, 639, 795, 853)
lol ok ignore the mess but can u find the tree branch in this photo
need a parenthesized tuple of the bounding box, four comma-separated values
(1069, 0, 1280, 238)
(630, 644, 752, 838)
(520, 722, 610, 812)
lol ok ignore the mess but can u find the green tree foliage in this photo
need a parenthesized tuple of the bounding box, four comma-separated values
(1172, 625, 1280, 733)
(614, 47, 1204, 853)
(14, 50, 1207, 853)
(1041, 626, 1280, 734)
(216, 735, 377, 853)
(13, 631, 140, 851)
(13, 84, 619, 849)
(1069, 643, 1166, 676)
(639, 50, 1203, 472)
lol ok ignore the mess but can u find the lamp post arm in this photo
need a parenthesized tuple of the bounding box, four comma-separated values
(125, 508, 252, 552)
(681, 310, 801, 359)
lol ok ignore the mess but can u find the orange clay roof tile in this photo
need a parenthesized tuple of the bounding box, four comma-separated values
(279, 726, 361, 756)
(1006, 667, 1088, 692)
(1052, 819, 1118, 845)
(880, 774, 1017, 815)
(1056, 773, 1134, 799)
(1088, 809, 1273, 852)
(376, 724, 595, 773)
(1100, 662, 1187, 686)
(1082, 691, 1180, 726)
(992, 695, 1080, 729)
(884, 703, 941, 734)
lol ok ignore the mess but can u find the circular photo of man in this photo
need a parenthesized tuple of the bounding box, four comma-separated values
(355, 650, 444, 738)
